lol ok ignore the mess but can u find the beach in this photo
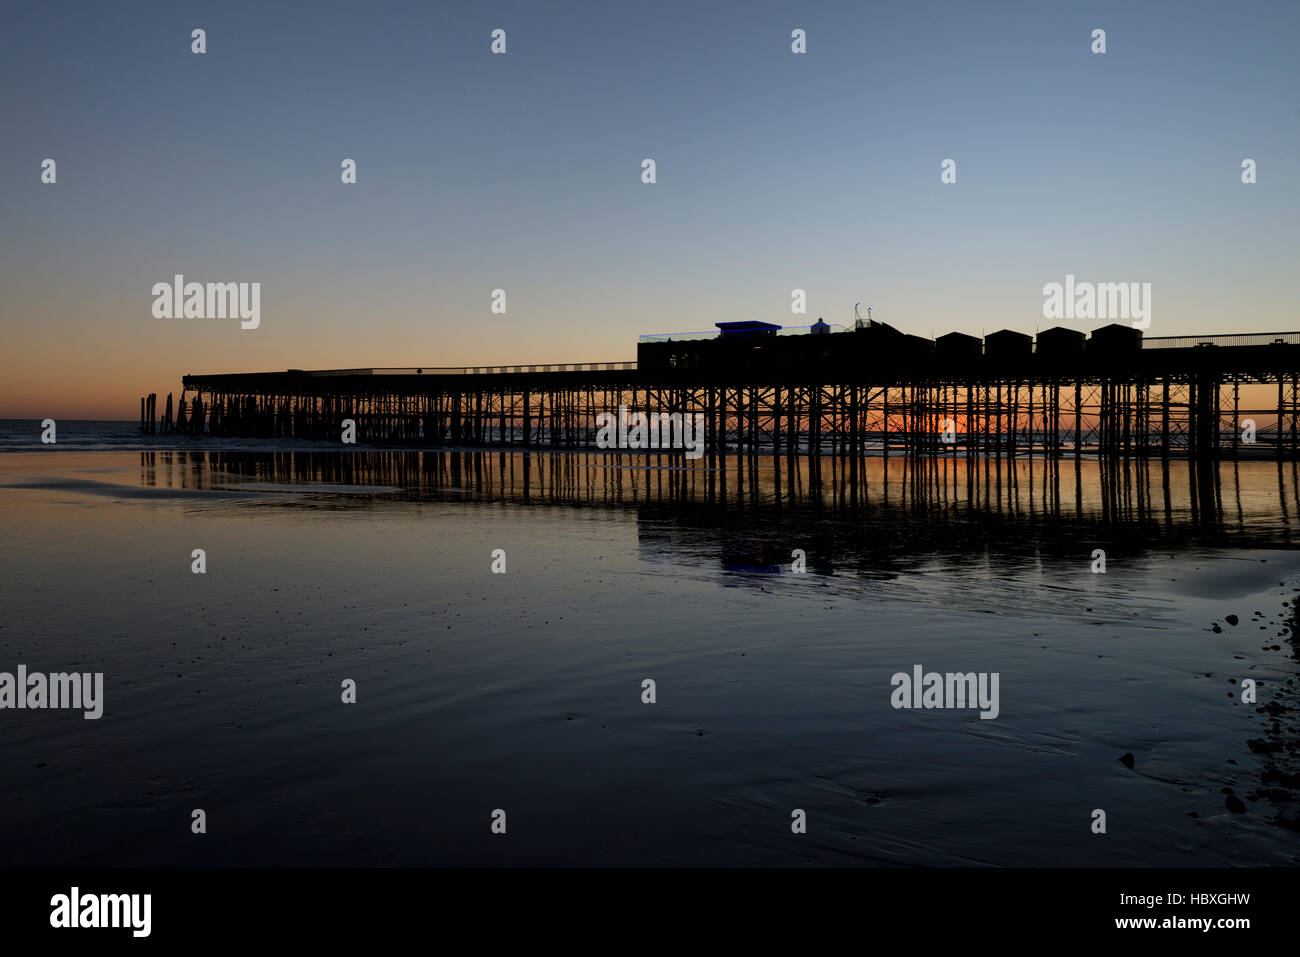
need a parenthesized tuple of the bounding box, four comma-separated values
(1, 433, 1297, 865)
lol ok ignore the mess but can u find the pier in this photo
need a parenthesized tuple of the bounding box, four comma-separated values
(144, 326, 1300, 459)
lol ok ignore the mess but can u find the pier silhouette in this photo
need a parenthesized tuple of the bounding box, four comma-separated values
(146, 324, 1300, 460)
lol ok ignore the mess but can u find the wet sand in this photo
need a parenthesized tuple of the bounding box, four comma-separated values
(1, 449, 1298, 866)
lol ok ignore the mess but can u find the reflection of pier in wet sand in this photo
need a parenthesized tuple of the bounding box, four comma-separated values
(139, 448, 1300, 562)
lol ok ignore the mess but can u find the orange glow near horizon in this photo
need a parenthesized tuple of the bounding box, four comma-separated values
(4, 286, 1298, 421)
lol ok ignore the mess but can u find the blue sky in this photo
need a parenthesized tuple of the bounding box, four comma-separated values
(1, 0, 1297, 415)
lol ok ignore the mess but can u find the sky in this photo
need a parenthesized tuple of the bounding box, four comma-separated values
(1, 0, 1298, 418)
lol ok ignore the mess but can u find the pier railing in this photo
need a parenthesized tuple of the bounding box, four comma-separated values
(304, 362, 637, 376)
(1140, 332, 1300, 350)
